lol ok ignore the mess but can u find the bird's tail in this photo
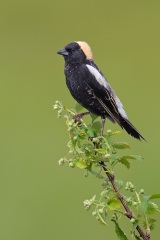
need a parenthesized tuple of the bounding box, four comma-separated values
(120, 118, 145, 141)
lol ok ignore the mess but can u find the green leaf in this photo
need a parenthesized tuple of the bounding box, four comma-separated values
(132, 219, 139, 231)
(122, 155, 143, 161)
(107, 198, 121, 210)
(112, 142, 130, 149)
(148, 218, 157, 230)
(148, 194, 160, 200)
(75, 103, 84, 113)
(112, 220, 129, 240)
(75, 145, 84, 154)
(139, 201, 148, 213)
(146, 202, 159, 215)
(96, 211, 108, 226)
(95, 148, 107, 155)
(83, 143, 94, 157)
(67, 140, 74, 150)
(86, 126, 94, 137)
(142, 218, 157, 231)
(143, 196, 150, 201)
(119, 158, 130, 169)
(91, 121, 102, 134)
(107, 130, 122, 136)
(139, 201, 159, 215)
(90, 113, 98, 122)
(75, 158, 88, 169)
(118, 155, 143, 168)
(115, 180, 124, 190)
(97, 211, 108, 226)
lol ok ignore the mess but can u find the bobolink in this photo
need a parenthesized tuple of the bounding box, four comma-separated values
(57, 41, 144, 140)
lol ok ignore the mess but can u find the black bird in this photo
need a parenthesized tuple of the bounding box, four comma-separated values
(57, 41, 145, 140)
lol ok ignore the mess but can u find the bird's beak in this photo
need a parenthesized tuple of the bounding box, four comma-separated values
(57, 48, 69, 56)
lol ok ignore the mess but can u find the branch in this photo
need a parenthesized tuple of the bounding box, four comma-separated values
(100, 161, 150, 240)
(54, 101, 160, 240)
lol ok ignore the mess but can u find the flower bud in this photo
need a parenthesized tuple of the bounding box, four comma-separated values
(58, 158, 64, 166)
(69, 162, 75, 168)
(98, 208, 103, 214)
(107, 129, 111, 134)
(92, 211, 96, 216)
(130, 218, 135, 223)
(139, 189, 144, 194)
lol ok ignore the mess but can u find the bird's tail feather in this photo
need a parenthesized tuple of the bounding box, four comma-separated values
(119, 118, 145, 141)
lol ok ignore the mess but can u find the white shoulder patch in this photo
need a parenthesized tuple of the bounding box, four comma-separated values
(86, 64, 109, 89)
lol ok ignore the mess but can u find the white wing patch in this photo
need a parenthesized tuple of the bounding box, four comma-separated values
(113, 95, 128, 119)
(86, 64, 108, 88)
(86, 64, 128, 120)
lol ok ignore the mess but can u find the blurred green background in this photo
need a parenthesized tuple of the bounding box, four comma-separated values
(0, 0, 160, 239)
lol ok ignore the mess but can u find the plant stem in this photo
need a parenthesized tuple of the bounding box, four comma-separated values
(99, 161, 150, 240)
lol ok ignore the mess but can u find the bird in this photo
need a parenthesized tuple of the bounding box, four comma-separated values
(57, 41, 145, 140)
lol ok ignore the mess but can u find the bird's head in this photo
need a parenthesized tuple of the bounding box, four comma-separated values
(57, 41, 93, 64)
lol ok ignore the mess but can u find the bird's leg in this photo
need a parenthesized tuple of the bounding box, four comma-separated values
(101, 117, 106, 136)
(73, 112, 90, 125)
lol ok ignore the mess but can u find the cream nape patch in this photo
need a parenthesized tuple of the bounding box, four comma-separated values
(76, 41, 93, 60)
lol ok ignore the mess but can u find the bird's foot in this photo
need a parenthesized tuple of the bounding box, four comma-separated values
(73, 112, 90, 125)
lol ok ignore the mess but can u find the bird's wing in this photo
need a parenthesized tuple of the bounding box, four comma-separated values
(85, 63, 128, 123)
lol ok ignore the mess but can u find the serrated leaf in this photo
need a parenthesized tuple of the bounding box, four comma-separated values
(146, 202, 159, 215)
(68, 138, 83, 154)
(139, 201, 159, 215)
(75, 158, 88, 169)
(112, 220, 129, 240)
(115, 180, 124, 190)
(142, 218, 157, 231)
(107, 198, 121, 210)
(91, 121, 102, 134)
(67, 140, 74, 150)
(119, 158, 130, 169)
(148, 218, 157, 224)
(75, 145, 84, 154)
(148, 218, 157, 231)
(112, 142, 130, 149)
(75, 103, 84, 113)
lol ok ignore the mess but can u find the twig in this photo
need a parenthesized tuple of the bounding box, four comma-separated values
(99, 161, 150, 240)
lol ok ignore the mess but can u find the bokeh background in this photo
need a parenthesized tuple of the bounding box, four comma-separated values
(0, 0, 160, 239)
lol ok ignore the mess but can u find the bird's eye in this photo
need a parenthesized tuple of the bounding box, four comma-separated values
(66, 48, 75, 53)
